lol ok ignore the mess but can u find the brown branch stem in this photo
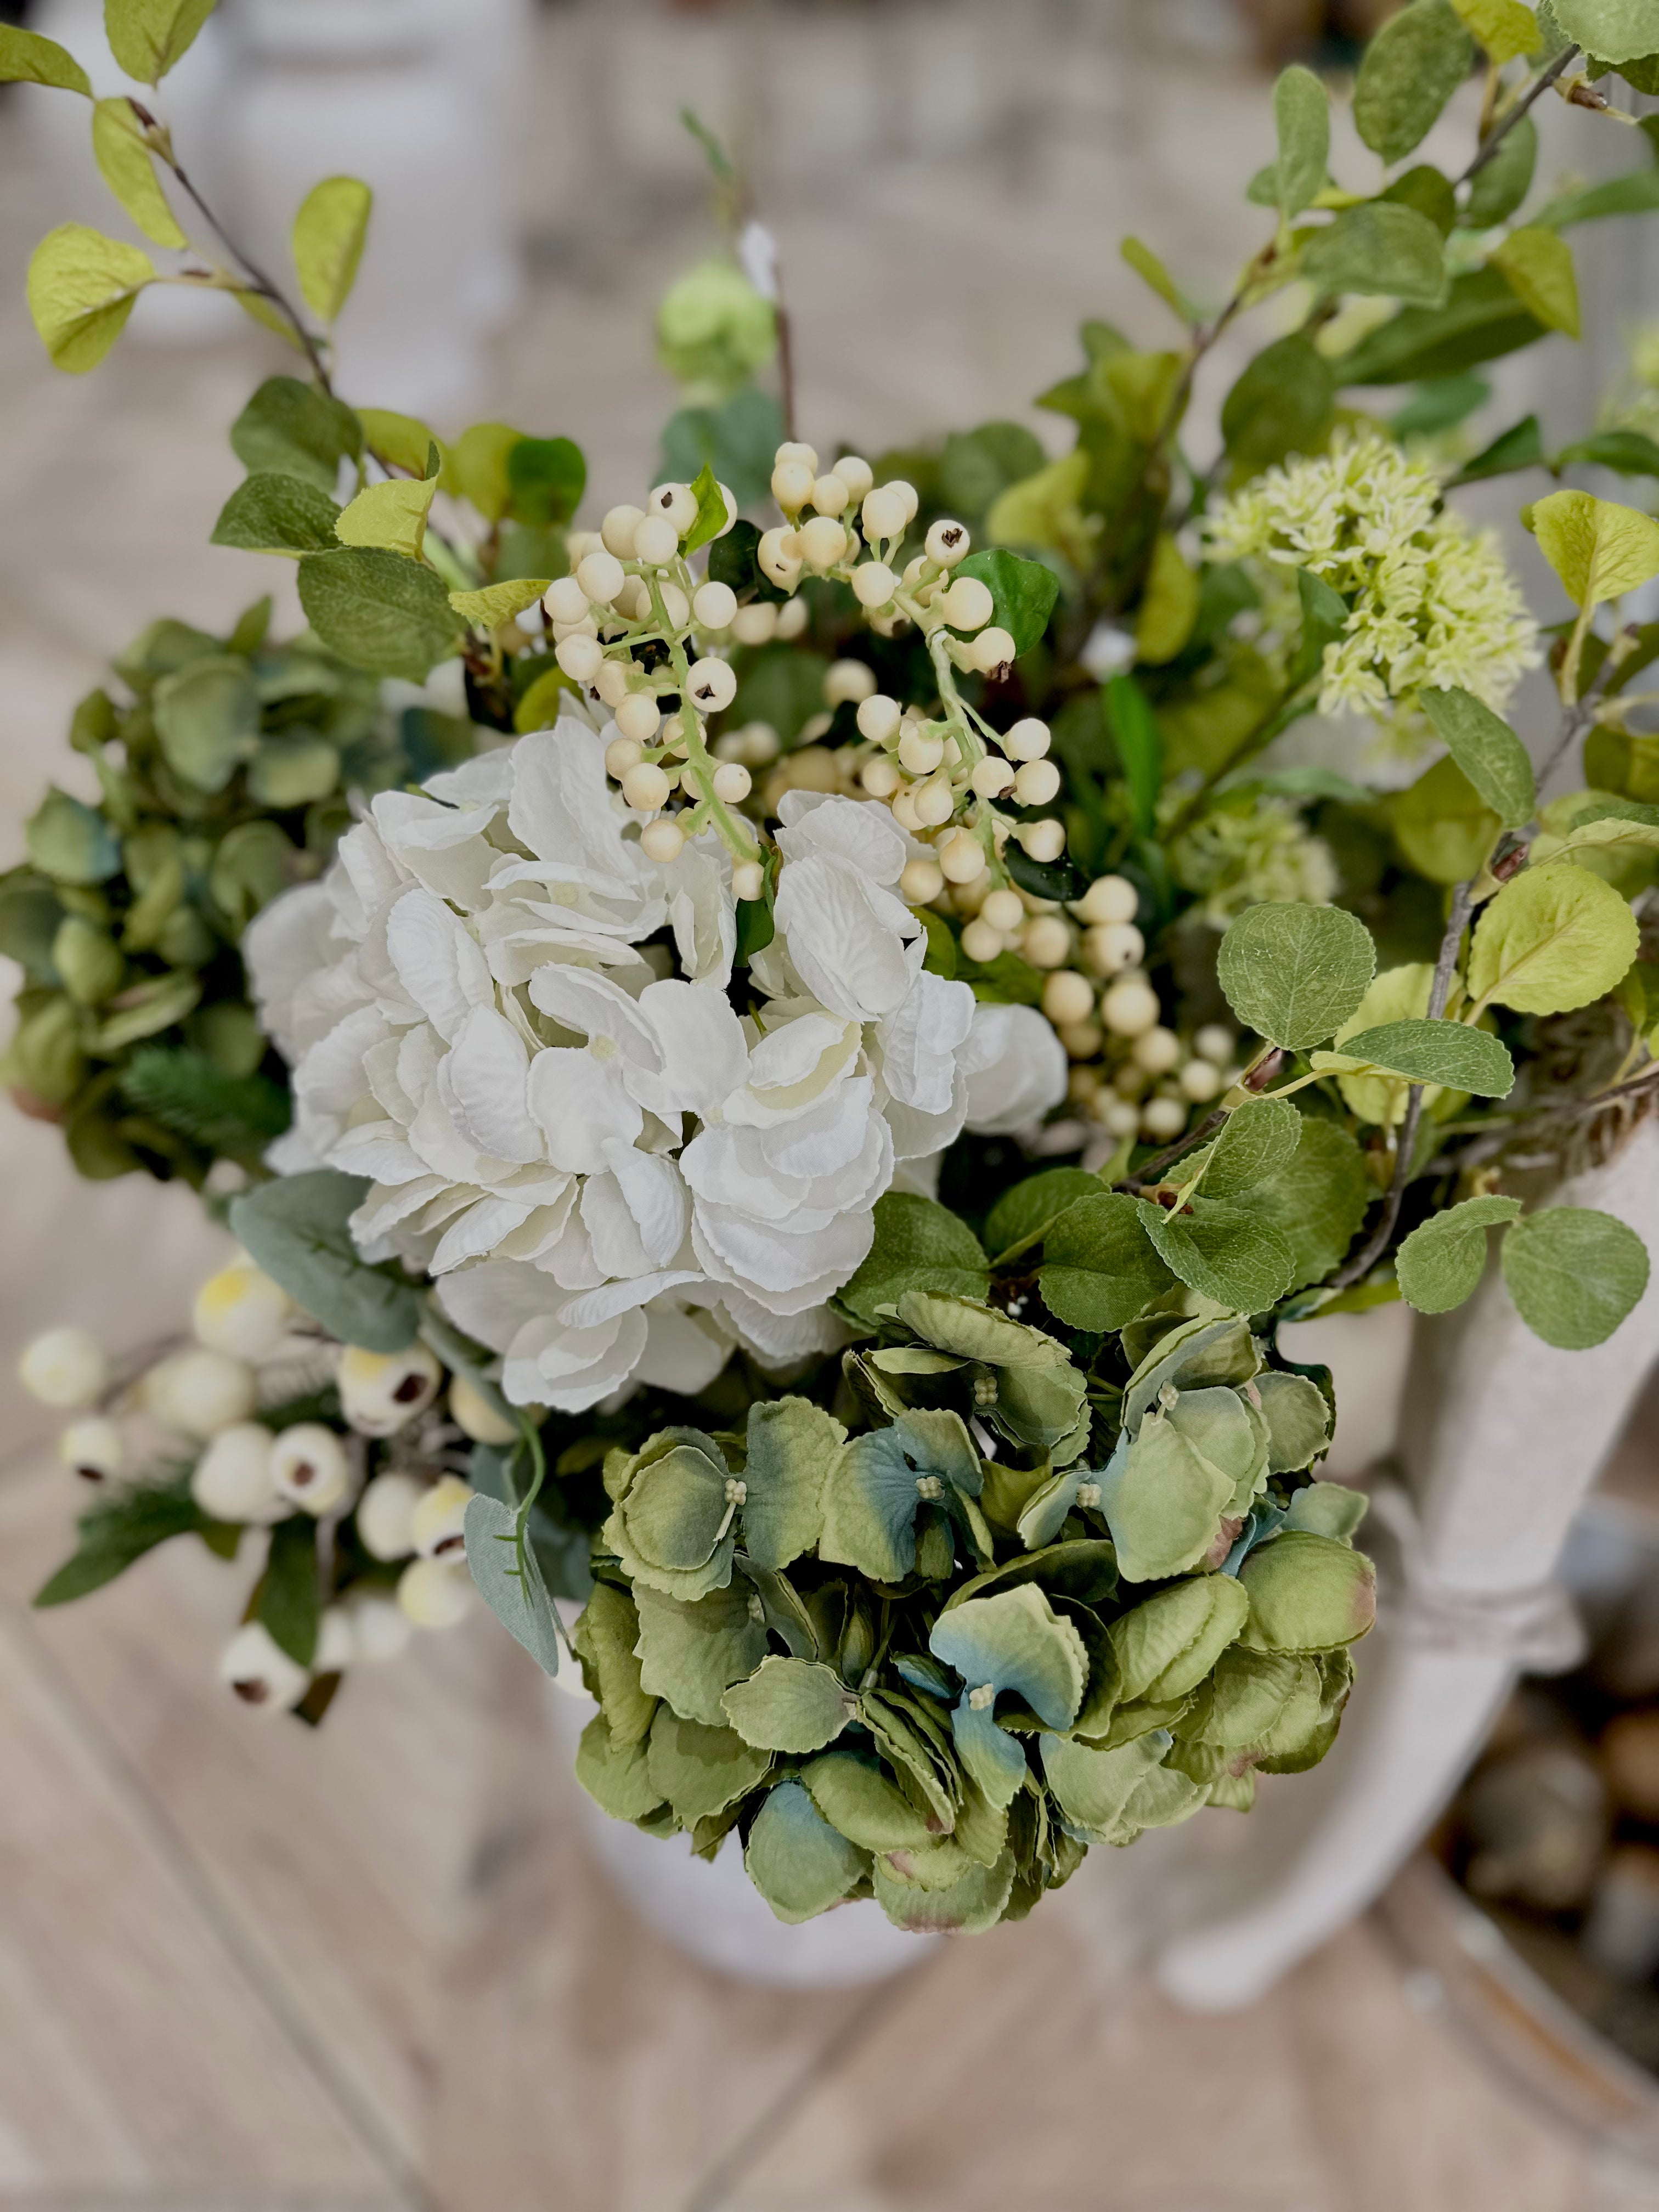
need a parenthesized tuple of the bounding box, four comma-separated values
(1458, 45, 1578, 184)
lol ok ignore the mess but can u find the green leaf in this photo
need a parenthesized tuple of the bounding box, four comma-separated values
(231, 377, 360, 493)
(1451, 0, 1542, 60)
(1134, 534, 1199, 665)
(248, 731, 339, 809)
(800, 1751, 935, 1852)
(1285, 1480, 1368, 1540)
(291, 176, 371, 324)
(153, 655, 260, 792)
(32, 1470, 221, 1607)
(26, 223, 155, 373)
(1534, 166, 1659, 228)
(679, 460, 726, 557)
(503, 434, 585, 528)
(1238, 1531, 1376, 1652)
(662, 386, 786, 510)
(1273, 64, 1330, 218)
(574, 1711, 663, 1824)
(1465, 114, 1538, 226)
(0, 25, 92, 93)
(929, 1584, 1088, 1728)
(571, 1582, 654, 1741)
(1303, 202, 1447, 306)
(1120, 235, 1192, 321)
(1526, 488, 1659, 610)
(297, 545, 461, 682)
(1550, 0, 1654, 60)
(207, 820, 296, 932)
(837, 1192, 989, 1328)
(1353, 0, 1473, 161)
(1319, 1017, 1514, 1096)
(1391, 374, 1491, 438)
(1419, 686, 1537, 827)
(744, 1781, 869, 1923)
(1491, 225, 1580, 338)
(821, 1411, 982, 1583)
(26, 789, 119, 885)
(1331, 267, 1543, 385)
(1256, 1372, 1333, 1474)
(513, 663, 576, 734)
(646, 1706, 770, 1827)
(1288, 566, 1350, 693)
(1040, 1730, 1173, 1839)
(1102, 673, 1163, 838)
(448, 577, 551, 628)
(721, 1657, 858, 1753)
(1039, 1192, 1176, 1332)
(91, 97, 187, 248)
(1203, 1097, 1304, 1199)
(1396, 1193, 1523, 1312)
(985, 1169, 1105, 1262)
(1501, 1205, 1651, 1347)
(952, 548, 1059, 657)
(92, 970, 200, 1052)
(464, 1491, 566, 1676)
(229, 1168, 423, 1352)
(741, 1397, 845, 1571)
(258, 1516, 319, 1668)
(1555, 429, 1659, 479)
(443, 421, 522, 523)
(357, 407, 444, 479)
(211, 471, 342, 557)
(1393, 753, 1500, 884)
(1248, 1119, 1370, 1291)
(632, 1579, 765, 1727)
(1219, 335, 1336, 472)
(103, 0, 215, 83)
(1383, 163, 1457, 239)
(334, 474, 436, 561)
(119, 1047, 290, 1153)
(1216, 900, 1376, 1048)
(1136, 1195, 1297, 1314)
(1467, 864, 1640, 1014)
(1111, 1575, 1251, 1702)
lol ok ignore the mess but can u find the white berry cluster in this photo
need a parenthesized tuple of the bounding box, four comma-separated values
(545, 439, 1069, 902)
(15, 1262, 516, 1713)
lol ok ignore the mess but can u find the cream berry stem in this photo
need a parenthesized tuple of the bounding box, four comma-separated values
(645, 574, 762, 866)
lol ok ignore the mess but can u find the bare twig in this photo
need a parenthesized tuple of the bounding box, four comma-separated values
(1459, 45, 1578, 185)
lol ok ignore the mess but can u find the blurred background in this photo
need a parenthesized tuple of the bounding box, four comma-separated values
(2, 2, 1659, 2207)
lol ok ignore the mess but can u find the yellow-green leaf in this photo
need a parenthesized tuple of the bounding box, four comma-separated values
(1491, 225, 1579, 338)
(1468, 862, 1640, 1015)
(91, 97, 187, 250)
(103, 0, 216, 84)
(1121, 236, 1189, 323)
(443, 422, 523, 524)
(449, 578, 551, 628)
(1449, 0, 1542, 61)
(291, 176, 371, 325)
(0, 25, 92, 94)
(358, 407, 443, 479)
(26, 223, 156, 373)
(1393, 754, 1500, 885)
(230, 287, 304, 351)
(514, 664, 575, 733)
(1134, 533, 1199, 665)
(334, 475, 438, 561)
(1525, 488, 1659, 611)
(984, 450, 1093, 567)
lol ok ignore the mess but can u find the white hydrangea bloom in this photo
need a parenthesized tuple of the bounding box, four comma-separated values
(246, 718, 1060, 1412)
(1208, 428, 1539, 721)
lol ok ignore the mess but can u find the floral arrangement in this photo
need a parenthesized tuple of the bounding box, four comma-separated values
(8, 0, 1659, 1931)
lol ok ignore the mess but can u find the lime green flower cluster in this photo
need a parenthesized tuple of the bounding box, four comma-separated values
(1169, 797, 1340, 929)
(656, 258, 778, 405)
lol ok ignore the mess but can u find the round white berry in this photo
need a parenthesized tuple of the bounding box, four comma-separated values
(1012, 759, 1062, 808)
(732, 859, 765, 901)
(860, 487, 907, 542)
(1018, 818, 1067, 864)
(145, 1348, 257, 1439)
(824, 659, 877, 707)
(898, 725, 945, 775)
(58, 1415, 123, 1483)
(757, 527, 803, 588)
(692, 580, 738, 630)
(641, 819, 686, 864)
(1103, 979, 1161, 1039)
(614, 693, 662, 747)
(555, 634, 602, 682)
(575, 550, 625, 605)
(411, 1474, 473, 1561)
(1077, 873, 1138, 925)
(776, 439, 819, 470)
(1084, 921, 1144, 976)
(913, 777, 955, 827)
(448, 1373, 519, 1447)
(861, 757, 901, 799)
(925, 518, 970, 566)
(899, 857, 945, 904)
(543, 575, 589, 625)
(647, 481, 698, 534)
(219, 1622, 309, 1712)
(775, 597, 809, 639)
(810, 473, 850, 515)
(771, 458, 814, 510)
(589, 658, 628, 710)
(731, 601, 778, 646)
(799, 516, 849, 571)
(980, 887, 1025, 933)
(856, 692, 901, 743)
(398, 1556, 473, 1631)
(191, 1422, 283, 1523)
(313, 1604, 354, 1675)
(1042, 970, 1096, 1028)
(890, 479, 919, 523)
(836, 454, 874, 501)
(1194, 1024, 1235, 1066)
(970, 756, 1016, 799)
(193, 1264, 292, 1362)
(1180, 1058, 1223, 1102)
(1021, 916, 1072, 969)
(960, 919, 1003, 964)
(1142, 1096, 1188, 1142)
(356, 1470, 426, 1561)
(715, 483, 738, 535)
(600, 504, 644, 558)
(1059, 1021, 1104, 1060)
(622, 761, 672, 812)
(347, 1590, 414, 1663)
(1132, 1025, 1182, 1076)
(940, 575, 994, 632)
(337, 1343, 441, 1438)
(740, 721, 781, 764)
(1004, 717, 1052, 762)
(939, 830, 987, 884)
(686, 658, 737, 714)
(1101, 1097, 1142, 1139)
(967, 625, 1017, 675)
(19, 1327, 108, 1410)
(890, 789, 923, 833)
(712, 761, 752, 803)
(851, 561, 898, 610)
(631, 514, 679, 567)
(270, 1423, 353, 1514)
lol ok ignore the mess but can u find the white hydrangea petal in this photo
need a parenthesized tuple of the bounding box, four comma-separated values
(442, 1006, 541, 1164)
(371, 791, 499, 909)
(555, 1268, 706, 1329)
(660, 834, 737, 989)
(637, 980, 750, 1119)
(772, 852, 922, 1022)
(352, 1175, 452, 1244)
(873, 971, 975, 1115)
(243, 883, 338, 1059)
(330, 1122, 429, 1185)
(718, 1285, 851, 1366)
(600, 1138, 691, 1271)
(503, 1310, 647, 1412)
(526, 1047, 643, 1173)
(580, 1172, 653, 1278)
(634, 1305, 733, 1396)
(960, 1002, 1068, 1134)
(527, 964, 677, 1121)
(775, 792, 909, 885)
(430, 1195, 537, 1274)
(436, 1258, 556, 1353)
(423, 749, 515, 807)
(690, 1201, 876, 1307)
(385, 888, 493, 1043)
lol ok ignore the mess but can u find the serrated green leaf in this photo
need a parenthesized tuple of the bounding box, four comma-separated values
(1303, 201, 1447, 306)
(297, 545, 461, 682)
(91, 98, 187, 248)
(1393, 753, 1500, 884)
(449, 577, 551, 628)
(229, 1168, 422, 1352)
(741, 1396, 845, 1571)
(1203, 1097, 1303, 1199)
(27, 223, 155, 373)
(1219, 336, 1336, 473)
(1039, 1191, 1175, 1333)
(211, 471, 342, 557)
(0, 24, 92, 93)
(1419, 686, 1536, 830)
(1216, 900, 1376, 1049)
(838, 1192, 989, 1327)
(1468, 863, 1640, 1014)
(1451, 0, 1543, 58)
(1549, 0, 1654, 61)
(1528, 488, 1659, 612)
(721, 1657, 858, 1753)
(291, 176, 371, 324)
(1247, 1119, 1370, 1290)
(1501, 1205, 1650, 1347)
(334, 474, 437, 561)
(1137, 1196, 1296, 1315)
(985, 1167, 1102, 1263)
(1317, 1016, 1514, 1096)
(104, 0, 215, 83)
(231, 377, 360, 493)
(1352, 0, 1473, 162)
(1397, 1193, 1522, 1312)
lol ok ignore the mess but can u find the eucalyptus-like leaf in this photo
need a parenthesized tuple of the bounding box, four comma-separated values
(464, 1492, 566, 1677)
(1492, 225, 1580, 338)
(229, 1169, 422, 1352)
(1303, 202, 1447, 306)
(1501, 1205, 1651, 1348)
(1216, 900, 1376, 1048)
(1419, 686, 1537, 828)
(1220, 336, 1337, 474)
